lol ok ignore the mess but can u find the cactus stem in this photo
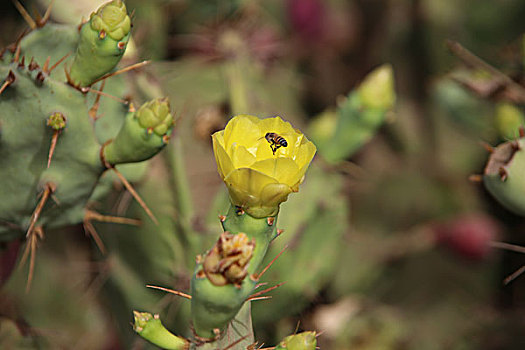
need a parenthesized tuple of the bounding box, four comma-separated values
(254, 244, 288, 280)
(19, 226, 44, 293)
(504, 265, 525, 285)
(498, 166, 508, 181)
(107, 166, 159, 225)
(91, 60, 150, 86)
(12, 0, 37, 30)
(83, 219, 106, 254)
(146, 285, 192, 299)
(219, 215, 227, 222)
(480, 141, 494, 153)
(0, 70, 16, 95)
(468, 174, 483, 183)
(247, 282, 286, 301)
(47, 52, 70, 74)
(89, 80, 105, 120)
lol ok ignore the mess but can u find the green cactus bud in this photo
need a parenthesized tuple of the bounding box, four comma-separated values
(275, 331, 317, 350)
(483, 138, 525, 215)
(357, 64, 396, 110)
(90, 0, 131, 41)
(68, 0, 131, 87)
(133, 311, 189, 350)
(203, 232, 255, 287)
(101, 98, 174, 166)
(495, 103, 525, 140)
(136, 98, 174, 136)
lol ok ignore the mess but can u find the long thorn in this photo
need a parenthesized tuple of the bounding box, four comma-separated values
(248, 296, 272, 302)
(91, 60, 150, 85)
(47, 130, 60, 168)
(255, 245, 288, 280)
(83, 220, 106, 254)
(84, 86, 128, 104)
(40, 0, 54, 26)
(84, 209, 141, 226)
(222, 335, 250, 350)
(42, 56, 50, 74)
(20, 226, 44, 293)
(490, 241, 525, 254)
(48, 52, 70, 74)
(0, 70, 16, 95)
(146, 285, 192, 299)
(248, 282, 285, 300)
(110, 167, 159, 225)
(13, 0, 36, 30)
(89, 80, 105, 120)
(26, 182, 55, 239)
(468, 174, 483, 183)
(504, 265, 525, 285)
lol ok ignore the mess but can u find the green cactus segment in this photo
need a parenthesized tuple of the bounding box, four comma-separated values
(312, 64, 395, 164)
(133, 311, 190, 350)
(495, 103, 525, 140)
(483, 138, 525, 216)
(221, 206, 278, 274)
(190, 206, 277, 340)
(68, 0, 131, 87)
(275, 332, 317, 350)
(0, 63, 103, 241)
(102, 98, 174, 166)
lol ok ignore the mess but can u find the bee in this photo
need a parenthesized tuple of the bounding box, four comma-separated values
(264, 132, 288, 154)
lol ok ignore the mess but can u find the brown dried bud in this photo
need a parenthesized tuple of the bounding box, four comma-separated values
(203, 232, 255, 287)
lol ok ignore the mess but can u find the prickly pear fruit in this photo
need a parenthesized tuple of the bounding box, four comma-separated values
(68, 0, 131, 87)
(483, 138, 525, 215)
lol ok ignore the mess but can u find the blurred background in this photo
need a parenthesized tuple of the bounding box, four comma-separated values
(1, 0, 525, 349)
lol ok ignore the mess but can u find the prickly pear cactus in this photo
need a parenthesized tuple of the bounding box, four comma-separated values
(0, 0, 173, 269)
(133, 115, 319, 349)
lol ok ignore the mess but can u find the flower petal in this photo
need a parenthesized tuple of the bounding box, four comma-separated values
(212, 134, 235, 179)
(260, 183, 293, 208)
(250, 158, 300, 187)
(230, 145, 257, 169)
(224, 168, 278, 197)
(224, 115, 262, 151)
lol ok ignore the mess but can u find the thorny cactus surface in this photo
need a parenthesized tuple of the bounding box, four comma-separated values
(134, 115, 319, 349)
(0, 0, 173, 286)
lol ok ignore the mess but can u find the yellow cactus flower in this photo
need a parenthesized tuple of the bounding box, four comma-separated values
(212, 115, 316, 218)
